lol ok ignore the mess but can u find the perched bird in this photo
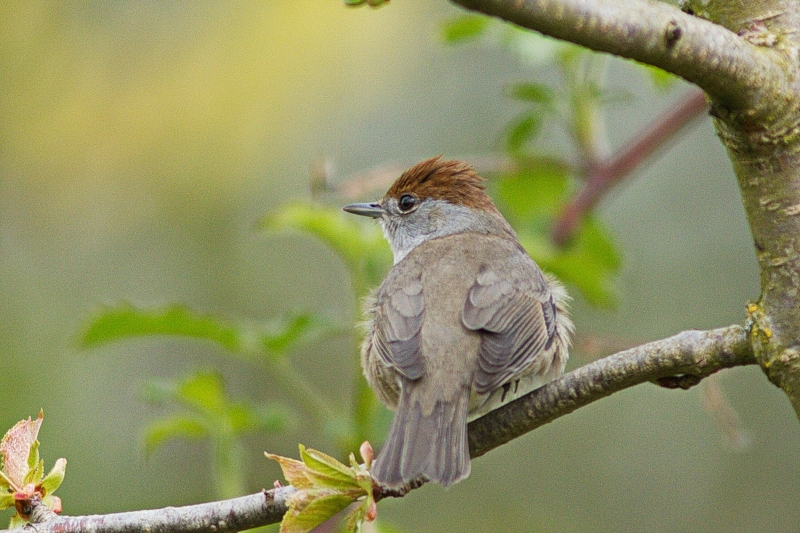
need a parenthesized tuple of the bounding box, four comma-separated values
(343, 157, 572, 488)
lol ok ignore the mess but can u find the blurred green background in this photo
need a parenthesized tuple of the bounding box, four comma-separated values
(2, 2, 799, 532)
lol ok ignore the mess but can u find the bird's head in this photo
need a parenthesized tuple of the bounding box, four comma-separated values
(344, 157, 515, 264)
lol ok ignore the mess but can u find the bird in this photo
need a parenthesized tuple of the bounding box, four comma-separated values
(343, 157, 572, 488)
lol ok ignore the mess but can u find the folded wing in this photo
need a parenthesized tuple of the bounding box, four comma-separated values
(463, 262, 557, 394)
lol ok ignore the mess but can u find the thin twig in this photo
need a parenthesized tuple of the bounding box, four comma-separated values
(2, 488, 297, 533)
(551, 88, 708, 244)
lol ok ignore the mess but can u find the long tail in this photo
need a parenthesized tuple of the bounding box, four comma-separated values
(372, 387, 471, 488)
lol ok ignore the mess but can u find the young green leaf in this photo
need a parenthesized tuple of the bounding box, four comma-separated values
(441, 14, 490, 43)
(506, 114, 542, 153)
(640, 63, 678, 90)
(262, 313, 315, 354)
(0, 412, 66, 526)
(260, 203, 391, 292)
(536, 216, 621, 307)
(344, 0, 389, 6)
(175, 371, 227, 412)
(266, 452, 315, 489)
(282, 489, 355, 533)
(40, 458, 67, 495)
(508, 82, 554, 104)
(0, 493, 13, 510)
(8, 513, 27, 529)
(80, 304, 241, 352)
(143, 414, 208, 454)
(266, 443, 376, 533)
(299, 445, 360, 490)
(143, 371, 291, 457)
(495, 160, 571, 224)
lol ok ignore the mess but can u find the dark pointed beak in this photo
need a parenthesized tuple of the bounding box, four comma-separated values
(343, 202, 384, 218)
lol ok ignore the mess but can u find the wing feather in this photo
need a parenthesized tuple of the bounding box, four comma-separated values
(373, 276, 425, 380)
(463, 261, 557, 394)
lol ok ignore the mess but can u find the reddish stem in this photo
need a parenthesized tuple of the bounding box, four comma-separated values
(551, 88, 709, 245)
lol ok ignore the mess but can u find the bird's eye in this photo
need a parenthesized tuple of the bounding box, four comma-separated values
(398, 194, 418, 212)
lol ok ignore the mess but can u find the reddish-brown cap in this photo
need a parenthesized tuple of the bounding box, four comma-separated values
(385, 157, 499, 213)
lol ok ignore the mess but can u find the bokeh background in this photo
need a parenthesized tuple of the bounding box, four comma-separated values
(2, 2, 799, 532)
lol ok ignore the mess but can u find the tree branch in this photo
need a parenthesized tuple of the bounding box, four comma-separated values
(551, 88, 709, 244)
(2, 326, 754, 531)
(450, 0, 785, 112)
(467, 324, 754, 458)
(1, 488, 296, 533)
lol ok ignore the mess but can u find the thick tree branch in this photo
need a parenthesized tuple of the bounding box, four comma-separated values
(450, 0, 786, 113)
(2, 326, 754, 531)
(467, 324, 754, 458)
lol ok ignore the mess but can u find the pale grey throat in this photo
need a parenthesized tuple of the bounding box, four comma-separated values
(344, 198, 518, 265)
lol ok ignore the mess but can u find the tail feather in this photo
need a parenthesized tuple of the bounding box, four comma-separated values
(372, 387, 471, 488)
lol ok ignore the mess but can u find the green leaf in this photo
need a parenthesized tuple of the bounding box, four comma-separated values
(143, 414, 208, 454)
(262, 313, 315, 354)
(261, 202, 391, 293)
(508, 82, 554, 104)
(0, 493, 13, 510)
(495, 160, 571, 225)
(344, 496, 377, 532)
(640, 63, 678, 90)
(506, 114, 542, 153)
(9, 513, 27, 529)
(267, 444, 374, 533)
(343, 0, 388, 6)
(500, 26, 565, 66)
(40, 458, 66, 495)
(299, 445, 359, 490)
(22, 457, 43, 486)
(282, 489, 355, 533)
(576, 217, 622, 270)
(81, 304, 333, 362)
(261, 203, 381, 269)
(535, 216, 621, 307)
(176, 371, 227, 412)
(26, 439, 41, 479)
(80, 304, 241, 352)
(227, 402, 291, 434)
(441, 14, 490, 43)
